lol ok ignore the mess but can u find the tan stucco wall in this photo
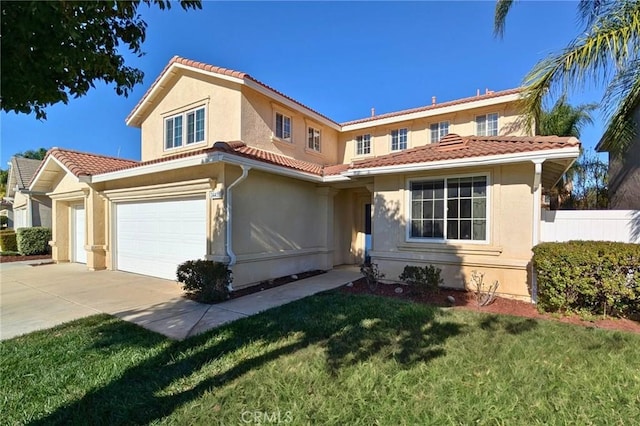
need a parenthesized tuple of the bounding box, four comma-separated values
(369, 163, 535, 299)
(338, 103, 527, 164)
(139, 70, 242, 162)
(240, 87, 339, 165)
(13, 191, 28, 209)
(226, 166, 335, 287)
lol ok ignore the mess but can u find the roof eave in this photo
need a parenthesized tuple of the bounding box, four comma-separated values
(342, 146, 581, 177)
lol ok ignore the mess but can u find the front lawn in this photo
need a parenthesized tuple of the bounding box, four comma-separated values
(2, 292, 639, 425)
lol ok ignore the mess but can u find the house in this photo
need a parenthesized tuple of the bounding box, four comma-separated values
(6, 156, 52, 229)
(28, 56, 580, 299)
(596, 106, 640, 209)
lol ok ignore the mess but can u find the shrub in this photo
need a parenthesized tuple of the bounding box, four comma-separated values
(360, 263, 385, 291)
(176, 260, 232, 303)
(399, 264, 443, 295)
(16, 227, 52, 255)
(0, 215, 8, 228)
(533, 241, 640, 318)
(0, 230, 18, 252)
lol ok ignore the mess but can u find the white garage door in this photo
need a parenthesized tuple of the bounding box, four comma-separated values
(115, 197, 206, 280)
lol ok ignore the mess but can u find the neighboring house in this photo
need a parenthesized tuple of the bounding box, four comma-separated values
(5, 156, 51, 229)
(596, 107, 640, 209)
(28, 56, 580, 299)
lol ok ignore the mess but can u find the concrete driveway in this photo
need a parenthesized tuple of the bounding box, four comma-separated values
(1, 262, 360, 341)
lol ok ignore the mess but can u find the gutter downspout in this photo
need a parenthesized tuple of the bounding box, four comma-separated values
(225, 165, 251, 290)
(531, 159, 544, 303)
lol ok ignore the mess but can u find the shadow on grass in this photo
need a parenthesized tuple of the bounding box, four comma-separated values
(479, 315, 538, 335)
(31, 292, 462, 425)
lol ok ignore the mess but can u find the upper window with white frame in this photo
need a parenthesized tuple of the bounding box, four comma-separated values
(430, 121, 449, 143)
(391, 128, 408, 151)
(165, 107, 205, 150)
(307, 126, 321, 151)
(476, 113, 498, 136)
(409, 175, 488, 242)
(275, 112, 292, 141)
(356, 134, 371, 155)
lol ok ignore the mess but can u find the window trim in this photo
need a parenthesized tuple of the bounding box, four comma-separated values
(390, 127, 409, 151)
(163, 105, 207, 151)
(405, 172, 491, 245)
(307, 126, 321, 152)
(475, 112, 499, 136)
(274, 111, 293, 143)
(430, 121, 450, 143)
(355, 133, 372, 156)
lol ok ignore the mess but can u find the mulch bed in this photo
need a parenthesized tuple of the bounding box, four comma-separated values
(230, 270, 327, 299)
(340, 278, 640, 334)
(0, 254, 52, 264)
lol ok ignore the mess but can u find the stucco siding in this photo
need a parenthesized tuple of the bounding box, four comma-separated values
(240, 87, 339, 165)
(369, 163, 535, 298)
(338, 103, 527, 164)
(140, 71, 242, 161)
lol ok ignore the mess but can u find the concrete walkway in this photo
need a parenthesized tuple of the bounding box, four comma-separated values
(1, 262, 360, 340)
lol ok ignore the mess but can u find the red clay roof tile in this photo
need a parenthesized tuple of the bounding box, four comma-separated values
(348, 134, 579, 170)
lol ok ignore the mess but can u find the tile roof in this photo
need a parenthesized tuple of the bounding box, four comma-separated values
(33, 134, 579, 186)
(340, 88, 521, 126)
(348, 134, 580, 170)
(30, 148, 138, 186)
(127, 56, 339, 126)
(10, 157, 43, 189)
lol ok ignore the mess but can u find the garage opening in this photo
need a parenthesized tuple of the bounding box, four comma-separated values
(115, 197, 206, 280)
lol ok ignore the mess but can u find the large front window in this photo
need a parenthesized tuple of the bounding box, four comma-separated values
(391, 128, 408, 151)
(476, 113, 498, 136)
(410, 175, 488, 241)
(165, 107, 205, 150)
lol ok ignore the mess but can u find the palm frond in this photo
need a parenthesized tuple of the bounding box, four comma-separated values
(598, 59, 640, 154)
(494, 0, 515, 38)
(517, 1, 640, 136)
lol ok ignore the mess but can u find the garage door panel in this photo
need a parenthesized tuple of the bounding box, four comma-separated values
(115, 198, 206, 280)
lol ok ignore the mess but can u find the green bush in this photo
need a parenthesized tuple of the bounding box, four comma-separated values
(533, 241, 640, 318)
(176, 260, 232, 303)
(0, 230, 18, 252)
(16, 227, 52, 255)
(0, 215, 8, 228)
(399, 264, 443, 295)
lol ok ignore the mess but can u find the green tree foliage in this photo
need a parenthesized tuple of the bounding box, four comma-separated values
(495, 0, 640, 155)
(538, 97, 596, 138)
(16, 148, 48, 161)
(1, 0, 201, 120)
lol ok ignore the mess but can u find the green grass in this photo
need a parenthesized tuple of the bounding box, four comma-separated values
(2, 292, 639, 425)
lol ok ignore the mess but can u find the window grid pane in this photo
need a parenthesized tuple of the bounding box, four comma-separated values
(195, 108, 205, 141)
(411, 176, 487, 241)
(356, 134, 371, 155)
(173, 116, 183, 147)
(165, 118, 174, 149)
(308, 127, 320, 151)
(186, 112, 195, 144)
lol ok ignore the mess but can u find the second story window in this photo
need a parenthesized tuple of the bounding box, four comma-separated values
(165, 107, 205, 150)
(476, 113, 498, 136)
(356, 134, 371, 155)
(430, 121, 449, 143)
(391, 128, 408, 151)
(307, 127, 321, 151)
(275, 112, 292, 141)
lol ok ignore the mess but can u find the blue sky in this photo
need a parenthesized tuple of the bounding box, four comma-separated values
(1, 1, 607, 167)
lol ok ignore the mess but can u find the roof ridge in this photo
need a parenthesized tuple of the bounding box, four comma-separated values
(341, 88, 521, 126)
(50, 147, 138, 163)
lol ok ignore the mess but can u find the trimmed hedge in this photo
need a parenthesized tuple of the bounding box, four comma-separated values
(176, 260, 232, 303)
(533, 241, 640, 318)
(16, 227, 52, 255)
(0, 230, 18, 252)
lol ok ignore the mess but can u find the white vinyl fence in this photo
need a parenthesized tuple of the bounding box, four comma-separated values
(541, 210, 640, 243)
